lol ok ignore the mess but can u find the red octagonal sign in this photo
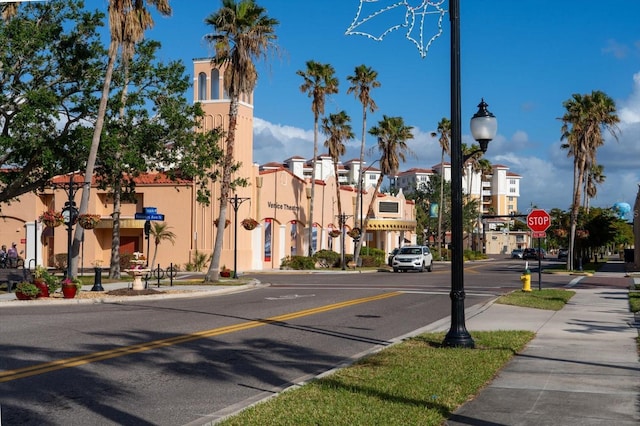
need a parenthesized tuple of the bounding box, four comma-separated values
(527, 209, 551, 232)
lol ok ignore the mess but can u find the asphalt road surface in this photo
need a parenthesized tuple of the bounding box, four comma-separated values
(0, 258, 573, 425)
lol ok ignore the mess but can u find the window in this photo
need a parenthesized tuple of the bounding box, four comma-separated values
(210, 69, 220, 100)
(379, 202, 399, 213)
(197, 72, 207, 100)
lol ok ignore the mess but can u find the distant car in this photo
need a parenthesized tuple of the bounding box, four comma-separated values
(557, 248, 568, 260)
(392, 245, 433, 272)
(523, 248, 546, 260)
(511, 249, 524, 259)
(387, 248, 399, 267)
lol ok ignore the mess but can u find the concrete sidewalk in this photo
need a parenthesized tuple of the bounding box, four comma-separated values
(444, 264, 640, 425)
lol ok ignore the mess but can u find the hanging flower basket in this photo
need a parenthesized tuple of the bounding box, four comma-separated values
(554, 228, 568, 238)
(214, 218, 230, 228)
(241, 218, 259, 230)
(39, 210, 64, 228)
(329, 230, 341, 238)
(576, 229, 589, 239)
(347, 227, 361, 239)
(77, 213, 101, 229)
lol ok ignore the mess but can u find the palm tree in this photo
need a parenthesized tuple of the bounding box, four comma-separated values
(297, 60, 339, 256)
(149, 222, 176, 269)
(560, 90, 619, 270)
(203, 0, 279, 282)
(72, 0, 172, 278)
(346, 65, 380, 264)
(322, 111, 354, 267)
(431, 118, 450, 255)
(364, 116, 414, 237)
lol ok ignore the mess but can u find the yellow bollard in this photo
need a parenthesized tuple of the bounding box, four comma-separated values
(520, 269, 531, 292)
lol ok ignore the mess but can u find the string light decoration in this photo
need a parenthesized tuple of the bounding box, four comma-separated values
(345, 0, 446, 58)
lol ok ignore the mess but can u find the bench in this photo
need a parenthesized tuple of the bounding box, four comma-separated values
(0, 268, 33, 292)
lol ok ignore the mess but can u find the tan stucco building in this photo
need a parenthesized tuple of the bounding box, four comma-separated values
(0, 59, 416, 272)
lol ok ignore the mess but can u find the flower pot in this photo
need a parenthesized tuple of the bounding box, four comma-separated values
(220, 270, 232, 278)
(34, 279, 49, 298)
(62, 284, 77, 299)
(15, 291, 36, 300)
(43, 219, 61, 228)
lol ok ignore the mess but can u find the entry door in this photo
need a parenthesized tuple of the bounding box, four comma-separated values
(120, 236, 138, 255)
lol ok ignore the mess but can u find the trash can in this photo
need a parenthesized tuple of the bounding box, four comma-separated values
(624, 249, 634, 263)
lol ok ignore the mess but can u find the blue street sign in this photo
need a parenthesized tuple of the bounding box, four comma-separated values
(134, 213, 165, 221)
(143, 207, 157, 214)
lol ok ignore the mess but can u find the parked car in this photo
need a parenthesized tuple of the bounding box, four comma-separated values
(387, 248, 399, 267)
(523, 248, 546, 260)
(511, 249, 524, 259)
(392, 245, 433, 272)
(557, 248, 568, 260)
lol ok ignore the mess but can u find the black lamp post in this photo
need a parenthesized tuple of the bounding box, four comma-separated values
(230, 194, 250, 279)
(443, 0, 497, 348)
(56, 174, 88, 279)
(336, 212, 352, 270)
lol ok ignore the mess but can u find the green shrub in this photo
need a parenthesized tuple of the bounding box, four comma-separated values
(184, 250, 210, 272)
(313, 250, 340, 267)
(280, 255, 315, 270)
(359, 247, 385, 266)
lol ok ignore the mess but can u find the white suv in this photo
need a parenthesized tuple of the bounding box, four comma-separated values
(392, 245, 433, 272)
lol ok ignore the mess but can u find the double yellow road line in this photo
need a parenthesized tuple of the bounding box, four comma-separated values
(1, 292, 401, 383)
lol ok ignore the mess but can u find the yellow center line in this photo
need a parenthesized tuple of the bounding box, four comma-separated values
(1, 292, 401, 383)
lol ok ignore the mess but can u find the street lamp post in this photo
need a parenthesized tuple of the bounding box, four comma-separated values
(336, 212, 352, 270)
(354, 159, 381, 265)
(55, 174, 88, 279)
(443, 0, 497, 348)
(230, 194, 250, 279)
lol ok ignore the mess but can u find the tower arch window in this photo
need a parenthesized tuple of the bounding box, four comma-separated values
(211, 69, 220, 100)
(197, 72, 207, 100)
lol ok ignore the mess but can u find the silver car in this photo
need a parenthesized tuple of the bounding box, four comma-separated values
(392, 245, 433, 272)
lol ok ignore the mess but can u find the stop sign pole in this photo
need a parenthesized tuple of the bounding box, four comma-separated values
(526, 209, 551, 290)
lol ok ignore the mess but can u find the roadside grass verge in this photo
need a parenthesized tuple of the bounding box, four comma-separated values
(496, 288, 575, 310)
(218, 331, 534, 426)
(630, 288, 640, 313)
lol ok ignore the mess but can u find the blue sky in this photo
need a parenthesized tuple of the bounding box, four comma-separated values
(140, 0, 640, 217)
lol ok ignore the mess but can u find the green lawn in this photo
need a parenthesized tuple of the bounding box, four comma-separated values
(219, 331, 534, 426)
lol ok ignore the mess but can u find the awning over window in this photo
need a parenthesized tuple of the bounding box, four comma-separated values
(366, 219, 416, 231)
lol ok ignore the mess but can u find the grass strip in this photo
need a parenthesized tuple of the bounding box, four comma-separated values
(629, 291, 640, 313)
(496, 288, 575, 310)
(219, 331, 533, 426)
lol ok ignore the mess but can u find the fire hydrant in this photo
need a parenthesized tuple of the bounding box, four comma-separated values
(520, 269, 531, 292)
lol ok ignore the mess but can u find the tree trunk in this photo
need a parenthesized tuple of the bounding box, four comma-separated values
(308, 114, 319, 257)
(205, 94, 239, 282)
(109, 183, 122, 279)
(353, 106, 367, 265)
(71, 40, 119, 278)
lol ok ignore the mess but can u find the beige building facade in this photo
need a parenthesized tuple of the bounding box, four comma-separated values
(0, 59, 416, 273)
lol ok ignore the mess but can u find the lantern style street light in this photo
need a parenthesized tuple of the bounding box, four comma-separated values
(443, 0, 498, 348)
(230, 193, 250, 279)
(54, 174, 89, 279)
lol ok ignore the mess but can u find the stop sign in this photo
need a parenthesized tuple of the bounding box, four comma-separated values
(527, 209, 551, 232)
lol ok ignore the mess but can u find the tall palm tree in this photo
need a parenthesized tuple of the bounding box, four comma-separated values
(364, 116, 414, 237)
(297, 60, 339, 256)
(346, 65, 380, 263)
(149, 222, 176, 269)
(203, 0, 279, 282)
(560, 90, 619, 270)
(431, 117, 450, 255)
(322, 110, 354, 266)
(72, 0, 172, 278)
